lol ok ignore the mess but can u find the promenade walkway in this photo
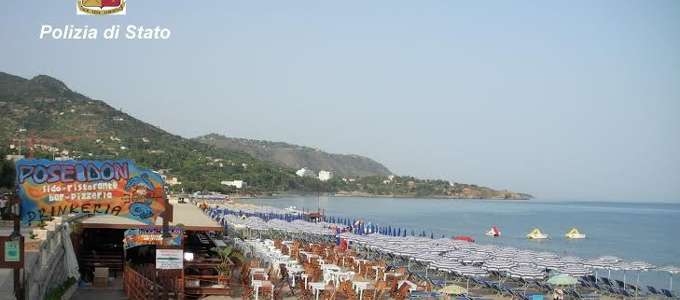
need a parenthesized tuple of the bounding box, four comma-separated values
(72, 277, 127, 300)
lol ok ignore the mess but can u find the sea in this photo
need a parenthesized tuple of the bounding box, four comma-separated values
(242, 196, 680, 290)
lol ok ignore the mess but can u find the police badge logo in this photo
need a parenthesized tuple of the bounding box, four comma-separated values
(77, 0, 126, 15)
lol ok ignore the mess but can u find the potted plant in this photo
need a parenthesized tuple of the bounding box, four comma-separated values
(211, 246, 242, 285)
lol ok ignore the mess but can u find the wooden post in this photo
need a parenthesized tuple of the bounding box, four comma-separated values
(153, 269, 159, 300)
(10, 192, 24, 300)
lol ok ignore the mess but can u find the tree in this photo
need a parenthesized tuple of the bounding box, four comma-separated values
(0, 155, 16, 191)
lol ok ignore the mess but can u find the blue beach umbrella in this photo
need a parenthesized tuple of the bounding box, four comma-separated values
(397, 228, 402, 236)
(403, 230, 407, 237)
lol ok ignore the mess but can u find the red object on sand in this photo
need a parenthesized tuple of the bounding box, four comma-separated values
(339, 239, 349, 251)
(453, 235, 475, 243)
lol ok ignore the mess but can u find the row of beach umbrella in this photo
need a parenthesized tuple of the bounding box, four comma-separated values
(206, 203, 678, 291)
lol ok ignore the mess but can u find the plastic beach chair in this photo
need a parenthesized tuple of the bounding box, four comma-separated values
(647, 286, 660, 295)
(661, 289, 675, 298)
(614, 280, 626, 289)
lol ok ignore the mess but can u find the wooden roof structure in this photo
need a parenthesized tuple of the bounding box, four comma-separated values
(79, 202, 221, 231)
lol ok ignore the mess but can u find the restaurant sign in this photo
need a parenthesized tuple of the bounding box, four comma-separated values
(16, 159, 166, 225)
(124, 226, 183, 249)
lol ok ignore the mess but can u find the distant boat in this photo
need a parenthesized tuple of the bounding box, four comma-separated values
(485, 225, 501, 237)
(527, 228, 549, 239)
(565, 227, 586, 239)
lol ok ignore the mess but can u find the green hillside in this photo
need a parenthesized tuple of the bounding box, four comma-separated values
(0, 72, 323, 193)
(195, 133, 392, 177)
(0, 71, 531, 199)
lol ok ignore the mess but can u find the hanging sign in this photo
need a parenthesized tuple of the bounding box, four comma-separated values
(156, 249, 183, 270)
(124, 226, 183, 249)
(0, 236, 24, 268)
(16, 159, 166, 225)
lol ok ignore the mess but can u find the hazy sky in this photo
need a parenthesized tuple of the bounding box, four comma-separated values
(1, 1, 679, 201)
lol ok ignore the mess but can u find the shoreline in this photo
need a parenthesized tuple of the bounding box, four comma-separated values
(247, 192, 531, 201)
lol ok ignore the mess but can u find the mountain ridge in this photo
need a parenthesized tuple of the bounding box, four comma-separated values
(194, 133, 392, 178)
(0, 71, 532, 199)
(0, 72, 315, 193)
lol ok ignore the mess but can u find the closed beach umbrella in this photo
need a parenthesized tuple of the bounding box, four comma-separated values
(439, 284, 468, 295)
(547, 274, 578, 286)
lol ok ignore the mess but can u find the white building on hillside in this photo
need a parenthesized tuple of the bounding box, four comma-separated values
(5, 154, 25, 162)
(295, 168, 315, 177)
(221, 180, 246, 189)
(166, 177, 182, 186)
(318, 170, 333, 182)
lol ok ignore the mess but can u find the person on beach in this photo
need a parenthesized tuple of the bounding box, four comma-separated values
(0, 195, 7, 214)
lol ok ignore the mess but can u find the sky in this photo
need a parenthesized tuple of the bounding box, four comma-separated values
(1, 1, 679, 202)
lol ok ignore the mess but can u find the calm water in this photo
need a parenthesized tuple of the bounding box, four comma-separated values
(243, 197, 680, 289)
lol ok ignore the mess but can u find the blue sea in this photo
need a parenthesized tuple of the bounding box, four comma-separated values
(243, 197, 680, 290)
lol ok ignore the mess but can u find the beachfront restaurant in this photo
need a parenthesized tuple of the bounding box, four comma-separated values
(71, 199, 226, 298)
